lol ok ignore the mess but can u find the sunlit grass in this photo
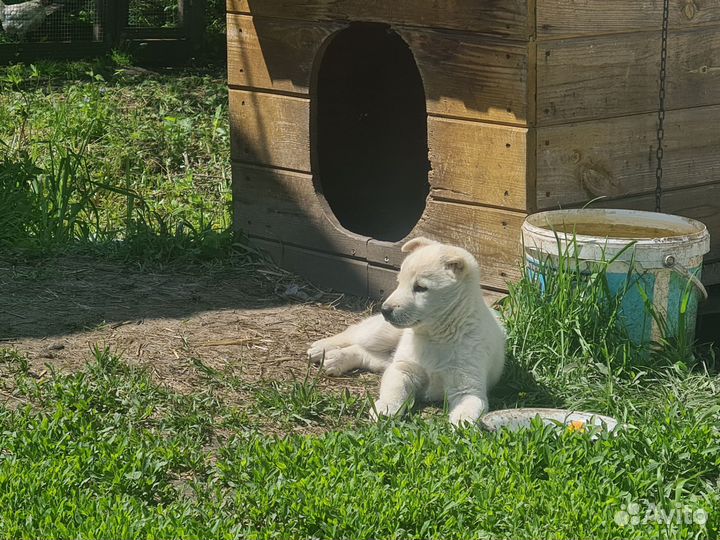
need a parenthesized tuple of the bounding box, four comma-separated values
(0, 59, 233, 262)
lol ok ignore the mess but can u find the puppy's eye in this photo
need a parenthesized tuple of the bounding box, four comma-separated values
(413, 283, 428, 293)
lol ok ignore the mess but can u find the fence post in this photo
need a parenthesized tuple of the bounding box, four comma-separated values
(181, 0, 207, 53)
(114, 0, 130, 48)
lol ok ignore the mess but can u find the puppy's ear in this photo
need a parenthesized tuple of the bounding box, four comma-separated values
(401, 237, 437, 253)
(444, 256, 466, 278)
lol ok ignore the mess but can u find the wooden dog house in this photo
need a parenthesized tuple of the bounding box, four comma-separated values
(227, 0, 720, 297)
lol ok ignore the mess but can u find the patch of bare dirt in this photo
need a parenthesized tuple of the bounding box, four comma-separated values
(0, 255, 380, 399)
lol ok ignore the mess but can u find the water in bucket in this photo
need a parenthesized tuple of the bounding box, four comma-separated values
(522, 209, 710, 345)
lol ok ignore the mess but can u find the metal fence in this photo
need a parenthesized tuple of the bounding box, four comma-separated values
(128, 0, 180, 28)
(0, 0, 207, 63)
(0, 0, 105, 44)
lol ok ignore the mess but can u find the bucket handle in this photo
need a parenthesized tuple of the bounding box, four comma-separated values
(663, 255, 708, 301)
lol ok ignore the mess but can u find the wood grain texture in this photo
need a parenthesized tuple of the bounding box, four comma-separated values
(227, 15, 340, 92)
(536, 105, 720, 209)
(227, 0, 249, 13)
(231, 158, 525, 290)
(281, 244, 369, 297)
(428, 117, 528, 210)
(247, 236, 283, 263)
(232, 163, 525, 290)
(537, 26, 720, 124)
(229, 90, 310, 171)
(233, 163, 369, 258)
(243, 199, 524, 298)
(415, 201, 524, 290)
(367, 265, 399, 300)
(227, 0, 529, 38)
(229, 89, 530, 209)
(226, 15, 529, 124)
(368, 201, 525, 290)
(368, 264, 510, 300)
(537, 0, 720, 38)
(248, 236, 370, 295)
(398, 28, 528, 124)
(587, 182, 720, 267)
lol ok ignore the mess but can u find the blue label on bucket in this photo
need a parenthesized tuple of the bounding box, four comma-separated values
(525, 255, 702, 345)
(606, 271, 654, 344)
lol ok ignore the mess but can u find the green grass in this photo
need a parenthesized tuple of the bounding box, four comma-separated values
(1, 254, 718, 538)
(0, 59, 234, 264)
(0, 341, 718, 539)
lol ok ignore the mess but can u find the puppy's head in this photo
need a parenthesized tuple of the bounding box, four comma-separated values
(380, 237, 480, 328)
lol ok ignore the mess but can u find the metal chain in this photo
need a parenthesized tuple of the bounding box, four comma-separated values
(655, 0, 670, 213)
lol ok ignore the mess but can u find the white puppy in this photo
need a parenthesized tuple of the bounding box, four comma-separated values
(307, 237, 505, 426)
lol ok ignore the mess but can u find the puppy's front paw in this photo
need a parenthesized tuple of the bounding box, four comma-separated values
(449, 411, 476, 427)
(369, 399, 400, 421)
(321, 348, 353, 376)
(369, 400, 385, 422)
(307, 338, 340, 364)
(448, 404, 483, 427)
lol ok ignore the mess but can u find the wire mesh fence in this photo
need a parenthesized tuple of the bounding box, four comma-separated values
(0, 0, 222, 64)
(0, 0, 105, 44)
(128, 0, 179, 28)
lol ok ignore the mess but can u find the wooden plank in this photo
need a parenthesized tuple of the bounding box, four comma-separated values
(227, 15, 340, 93)
(367, 265, 398, 300)
(368, 201, 525, 290)
(228, 89, 310, 171)
(282, 244, 369, 296)
(247, 236, 283, 263)
(428, 117, 528, 210)
(526, 29, 538, 213)
(227, 0, 249, 12)
(226, 15, 529, 124)
(369, 264, 510, 300)
(536, 105, 720, 208)
(537, 0, 720, 38)
(414, 202, 523, 291)
(95, 0, 107, 43)
(398, 28, 528, 124)
(586, 183, 720, 263)
(227, 0, 529, 38)
(232, 162, 368, 258)
(229, 89, 530, 209)
(537, 26, 720, 124)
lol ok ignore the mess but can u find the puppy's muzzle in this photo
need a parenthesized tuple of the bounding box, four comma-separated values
(381, 304, 416, 328)
(380, 305, 394, 321)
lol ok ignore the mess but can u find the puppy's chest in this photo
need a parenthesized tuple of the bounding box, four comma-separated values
(413, 339, 470, 372)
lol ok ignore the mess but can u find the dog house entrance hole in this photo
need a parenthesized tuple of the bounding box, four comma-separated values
(314, 23, 430, 242)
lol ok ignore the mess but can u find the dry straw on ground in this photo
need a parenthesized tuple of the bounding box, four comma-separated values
(1, 255, 379, 405)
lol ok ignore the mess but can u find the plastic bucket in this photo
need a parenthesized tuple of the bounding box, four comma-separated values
(522, 209, 710, 344)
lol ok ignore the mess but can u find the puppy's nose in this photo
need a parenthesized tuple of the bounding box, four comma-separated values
(381, 305, 394, 320)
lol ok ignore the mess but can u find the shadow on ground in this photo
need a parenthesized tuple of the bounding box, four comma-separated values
(1, 255, 378, 399)
(1, 254, 568, 418)
(1, 255, 370, 340)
